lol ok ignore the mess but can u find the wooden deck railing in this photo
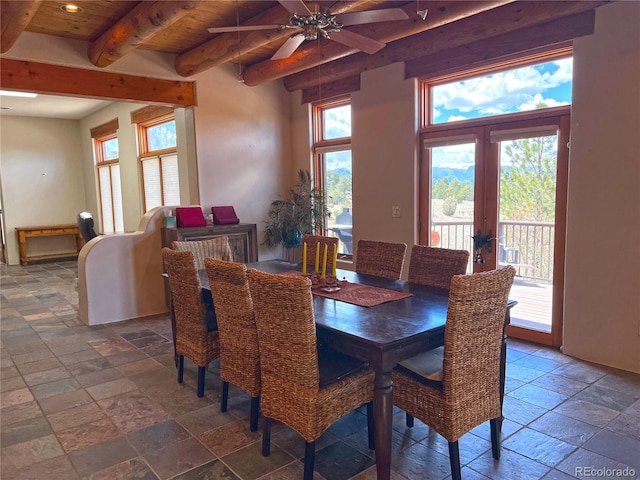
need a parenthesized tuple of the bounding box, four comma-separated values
(432, 220, 555, 284)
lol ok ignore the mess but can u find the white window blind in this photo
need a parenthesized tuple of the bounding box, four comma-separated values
(142, 154, 180, 212)
(161, 154, 180, 206)
(99, 166, 114, 233)
(111, 164, 124, 232)
(142, 157, 162, 211)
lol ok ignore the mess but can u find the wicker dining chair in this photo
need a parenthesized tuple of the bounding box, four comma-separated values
(172, 236, 233, 270)
(204, 258, 261, 431)
(392, 266, 516, 480)
(408, 245, 470, 288)
(301, 234, 339, 269)
(355, 239, 407, 279)
(246, 269, 375, 480)
(404, 245, 470, 427)
(162, 247, 220, 397)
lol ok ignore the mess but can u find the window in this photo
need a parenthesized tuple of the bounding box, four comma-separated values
(312, 98, 353, 256)
(418, 49, 572, 346)
(134, 107, 180, 212)
(91, 120, 124, 233)
(423, 51, 573, 127)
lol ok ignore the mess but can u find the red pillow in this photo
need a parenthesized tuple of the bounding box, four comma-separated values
(176, 207, 206, 228)
(212, 206, 240, 225)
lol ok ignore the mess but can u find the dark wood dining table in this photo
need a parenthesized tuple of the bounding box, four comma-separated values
(167, 260, 514, 480)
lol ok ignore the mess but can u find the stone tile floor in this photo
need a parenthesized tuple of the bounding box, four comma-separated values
(1, 261, 639, 480)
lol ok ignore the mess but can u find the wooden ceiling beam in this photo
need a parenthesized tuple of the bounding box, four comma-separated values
(1, 0, 42, 54)
(1, 58, 195, 107)
(405, 12, 595, 80)
(88, 1, 199, 68)
(302, 74, 361, 104)
(240, 0, 514, 87)
(174, 0, 385, 77)
(282, 0, 608, 92)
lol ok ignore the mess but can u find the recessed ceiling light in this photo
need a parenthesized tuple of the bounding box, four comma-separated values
(60, 4, 83, 13)
(0, 90, 38, 98)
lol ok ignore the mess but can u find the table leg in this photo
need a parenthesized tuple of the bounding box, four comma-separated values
(373, 370, 393, 480)
(170, 298, 178, 368)
(499, 308, 513, 430)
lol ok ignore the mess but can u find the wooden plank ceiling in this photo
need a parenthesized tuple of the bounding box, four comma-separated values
(0, 0, 609, 102)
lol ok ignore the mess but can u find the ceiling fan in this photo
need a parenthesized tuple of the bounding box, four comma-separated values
(208, 0, 409, 60)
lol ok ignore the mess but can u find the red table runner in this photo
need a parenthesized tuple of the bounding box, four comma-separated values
(281, 271, 412, 308)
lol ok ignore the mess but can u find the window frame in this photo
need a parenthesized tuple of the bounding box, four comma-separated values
(420, 47, 573, 129)
(92, 121, 124, 234)
(136, 112, 179, 212)
(312, 96, 353, 258)
(95, 132, 119, 166)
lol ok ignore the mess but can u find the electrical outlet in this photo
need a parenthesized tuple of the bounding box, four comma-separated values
(391, 206, 401, 218)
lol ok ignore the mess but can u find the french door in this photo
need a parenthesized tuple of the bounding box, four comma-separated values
(419, 109, 569, 346)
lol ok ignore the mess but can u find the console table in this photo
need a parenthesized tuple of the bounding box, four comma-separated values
(15, 224, 84, 266)
(161, 223, 258, 263)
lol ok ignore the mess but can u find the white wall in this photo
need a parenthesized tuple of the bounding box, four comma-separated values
(4, 31, 181, 80)
(291, 63, 419, 274)
(78, 104, 199, 233)
(0, 117, 86, 265)
(192, 64, 292, 260)
(351, 63, 419, 261)
(563, 1, 640, 372)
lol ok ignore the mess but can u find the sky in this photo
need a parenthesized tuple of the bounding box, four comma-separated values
(432, 57, 573, 123)
(431, 57, 572, 169)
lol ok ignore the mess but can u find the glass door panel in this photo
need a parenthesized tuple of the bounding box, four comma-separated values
(497, 133, 558, 333)
(429, 143, 475, 271)
(420, 115, 569, 346)
(324, 150, 353, 255)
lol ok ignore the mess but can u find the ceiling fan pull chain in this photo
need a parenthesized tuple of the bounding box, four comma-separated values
(235, 0, 244, 83)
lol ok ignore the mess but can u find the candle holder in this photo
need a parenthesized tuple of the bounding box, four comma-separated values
(324, 275, 338, 287)
(309, 272, 321, 286)
(309, 273, 340, 288)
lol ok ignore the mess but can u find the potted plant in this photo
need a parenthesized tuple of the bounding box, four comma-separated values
(263, 169, 329, 248)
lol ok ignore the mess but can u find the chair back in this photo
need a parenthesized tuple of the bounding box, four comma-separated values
(408, 245, 470, 288)
(355, 239, 407, 279)
(247, 269, 320, 397)
(162, 247, 208, 339)
(77, 212, 97, 242)
(442, 266, 515, 408)
(172, 236, 233, 270)
(301, 234, 339, 267)
(204, 258, 260, 397)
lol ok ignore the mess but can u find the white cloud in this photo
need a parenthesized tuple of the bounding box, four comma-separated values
(447, 114, 470, 122)
(432, 143, 475, 168)
(517, 93, 569, 111)
(432, 58, 573, 117)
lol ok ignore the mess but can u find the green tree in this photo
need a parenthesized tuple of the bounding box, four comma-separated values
(327, 170, 352, 217)
(500, 135, 557, 222)
(432, 177, 473, 202)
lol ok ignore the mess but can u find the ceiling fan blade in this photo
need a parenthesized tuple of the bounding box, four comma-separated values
(271, 34, 306, 60)
(208, 25, 280, 33)
(329, 29, 385, 55)
(278, 0, 311, 15)
(335, 8, 409, 27)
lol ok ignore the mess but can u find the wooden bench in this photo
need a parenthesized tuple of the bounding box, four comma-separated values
(15, 224, 84, 266)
